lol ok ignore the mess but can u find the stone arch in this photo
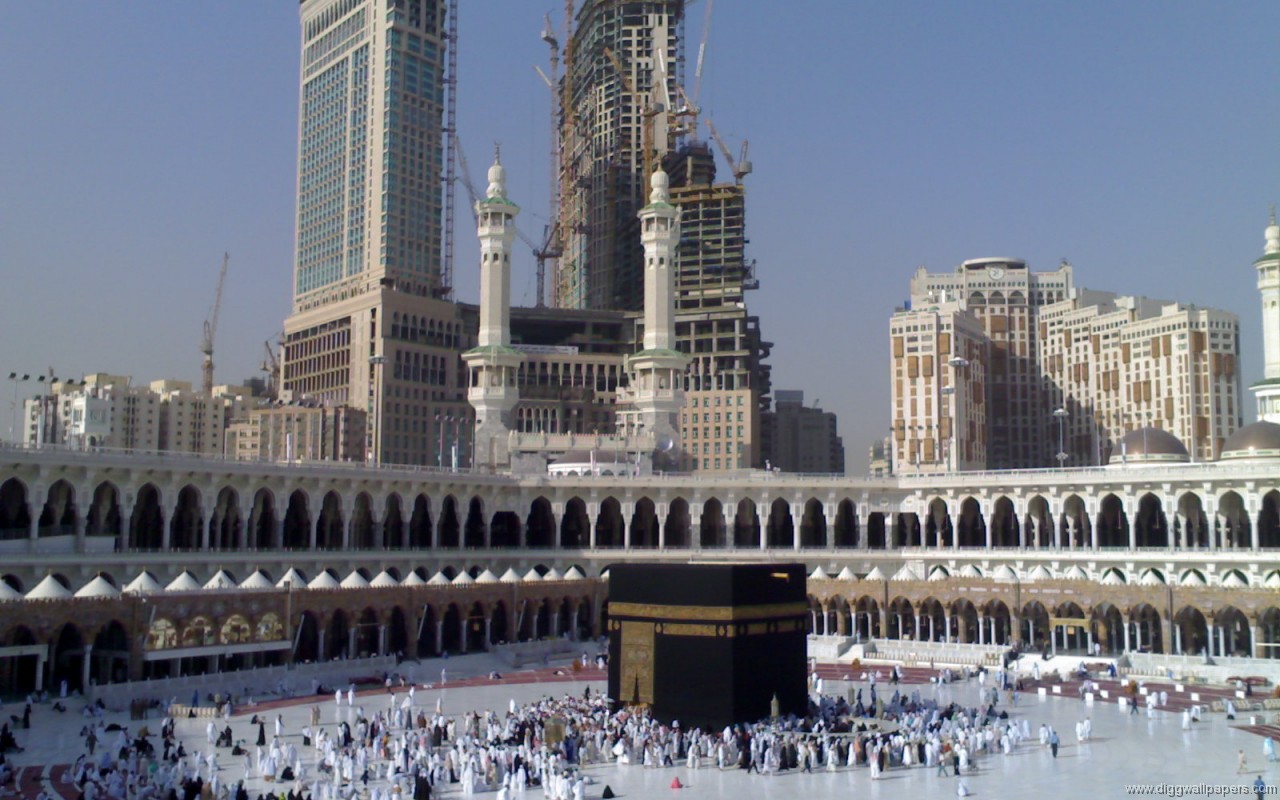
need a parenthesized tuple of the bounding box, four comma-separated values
(866, 512, 887, 549)
(1174, 606, 1207, 656)
(282, 490, 310, 550)
(560, 497, 589, 549)
(990, 496, 1018, 548)
(886, 596, 916, 640)
(1129, 603, 1164, 654)
(766, 498, 794, 548)
(37, 479, 76, 538)
(0, 478, 29, 541)
(355, 608, 380, 656)
(853, 595, 881, 639)
(957, 497, 985, 548)
(438, 495, 461, 548)
(982, 599, 1012, 645)
(1258, 607, 1280, 660)
(630, 498, 659, 549)
(409, 495, 433, 548)
(919, 597, 946, 643)
(324, 610, 350, 659)
(210, 487, 241, 551)
(799, 498, 827, 548)
(51, 623, 85, 693)
(1218, 491, 1251, 549)
(664, 498, 690, 549)
(949, 598, 979, 643)
(894, 512, 920, 548)
(1025, 495, 1052, 548)
(1096, 493, 1127, 548)
(1177, 491, 1208, 549)
(248, 488, 276, 549)
(387, 606, 409, 657)
(1092, 602, 1124, 654)
(86, 481, 122, 542)
(1021, 601, 1050, 649)
(1215, 606, 1252, 658)
(488, 600, 510, 645)
(463, 497, 486, 548)
(699, 497, 726, 548)
(169, 484, 203, 551)
(129, 483, 164, 550)
(596, 497, 624, 548)
(1259, 490, 1280, 549)
(834, 499, 858, 548)
(316, 491, 344, 550)
(1061, 494, 1090, 548)
(91, 620, 128, 685)
(733, 498, 760, 548)
(1134, 493, 1168, 548)
(382, 494, 404, 549)
(490, 510, 521, 548)
(415, 605, 438, 658)
(350, 492, 375, 549)
(295, 612, 320, 663)
(526, 497, 555, 548)
(925, 497, 951, 548)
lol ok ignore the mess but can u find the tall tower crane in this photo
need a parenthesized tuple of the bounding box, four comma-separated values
(200, 252, 229, 396)
(705, 118, 752, 183)
(439, 0, 460, 301)
(534, 12, 562, 308)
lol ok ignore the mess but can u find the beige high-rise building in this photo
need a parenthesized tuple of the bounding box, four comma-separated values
(283, 0, 464, 468)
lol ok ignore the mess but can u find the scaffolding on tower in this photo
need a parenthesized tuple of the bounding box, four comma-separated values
(439, 0, 459, 301)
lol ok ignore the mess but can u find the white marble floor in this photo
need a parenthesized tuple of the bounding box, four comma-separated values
(4, 654, 1272, 799)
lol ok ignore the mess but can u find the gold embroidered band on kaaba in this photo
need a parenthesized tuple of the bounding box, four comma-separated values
(608, 601, 808, 622)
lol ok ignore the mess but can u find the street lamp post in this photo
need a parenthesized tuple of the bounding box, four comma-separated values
(435, 413, 452, 469)
(368, 355, 387, 467)
(1053, 407, 1069, 468)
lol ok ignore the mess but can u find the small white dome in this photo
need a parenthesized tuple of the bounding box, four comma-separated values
(835, 567, 858, 581)
(75, 575, 120, 599)
(124, 571, 163, 595)
(203, 570, 238, 590)
(402, 571, 428, 587)
(1265, 571, 1280, 589)
(993, 565, 1018, 582)
(809, 566, 830, 581)
(563, 567, 586, 581)
(1180, 569, 1207, 587)
(927, 566, 950, 582)
(1100, 569, 1126, 586)
(498, 568, 522, 583)
(240, 570, 275, 591)
(427, 572, 451, 586)
(276, 568, 308, 589)
(340, 571, 370, 589)
(1063, 565, 1089, 581)
(1221, 571, 1249, 588)
(1028, 565, 1055, 582)
(166, 572, 202, 592)
(452, 571, 475, 585)
(523, 568, 544, 582)
(0, 581, 20, 601)
(1138, 569, 1165, 586)
(958, 564, 984, 578)
(307, 571, 341, 590)
(864, 566, 887, 581)
(599, 569, 610, 581)
(26, 574, 72, 600)
(474, 569, 500, 584)
(543, 567, 564, 582)
(370, 571, 400, 588)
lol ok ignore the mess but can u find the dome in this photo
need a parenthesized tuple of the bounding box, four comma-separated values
(402, 571, 428, 587)
(370, 570, 400, 588)
(166, 572, 202, 592)
(543, 567, 564, 581)
(307, 571, 341, 590)
(475, 569, 500, 584)
(203, 570, 238, 590)
(1100, 568, 1126, 585)
(1063, 565, 1089, 581)
(239, 570, 275, 591)
(563, 566, 586, 581)
(426, 571, 451, 586)
(276, 568, 308, 589)
(1220, 421, 1280, 460)
(992, 565, 1018, 582)
(1265, 570, 1280, 589)
(498, 568, 522, 583)
(522, 568, 544, 582)
(451, 571, 475, 586)
(864, 566, 887, 581)
(1108, 427, 1189, 465)
(1221, 570, 1249, 588)
(124, 571, 163, 595)
(835, 567, 858, 581)
(809, 566, 830, 581)
(26, 574, 72, 600)
(927, 566, 950, 582)
(891, 564, 920, 581)
(0, 581, 20, 601)
(1179, 569, 1207, 587)
(1028, 565, 1055, 582)
(75, 575, 120, 599)
(958, 564, 984, 578)
(1138, 569, 1166, 586)
(599, 569, 610, 581)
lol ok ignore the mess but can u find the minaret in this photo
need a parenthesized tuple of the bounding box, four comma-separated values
(1254, 207, 1280, 422)
(463, 150, 524, 469)
(625, 168, 690, 466)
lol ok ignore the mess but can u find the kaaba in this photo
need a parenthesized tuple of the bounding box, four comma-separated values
(606, 563, 808, 729)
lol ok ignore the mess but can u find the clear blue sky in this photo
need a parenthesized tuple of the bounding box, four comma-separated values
(1, 2, 1277, 469)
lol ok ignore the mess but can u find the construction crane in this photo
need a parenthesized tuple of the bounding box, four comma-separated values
(534, 12, 562, 309)
(672, 0, 714, 138)
(705, 118, 752, 183)
(439, 0, 459, 301)
(260, 337, 281, 401)
(200, 252, 229, 396)
(603, 46, 664, 182)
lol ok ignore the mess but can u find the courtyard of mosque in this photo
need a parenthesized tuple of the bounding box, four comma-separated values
(1, 650, 1275, 799)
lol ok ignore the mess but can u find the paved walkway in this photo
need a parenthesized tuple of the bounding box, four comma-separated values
(2, 653, 1274, 799)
